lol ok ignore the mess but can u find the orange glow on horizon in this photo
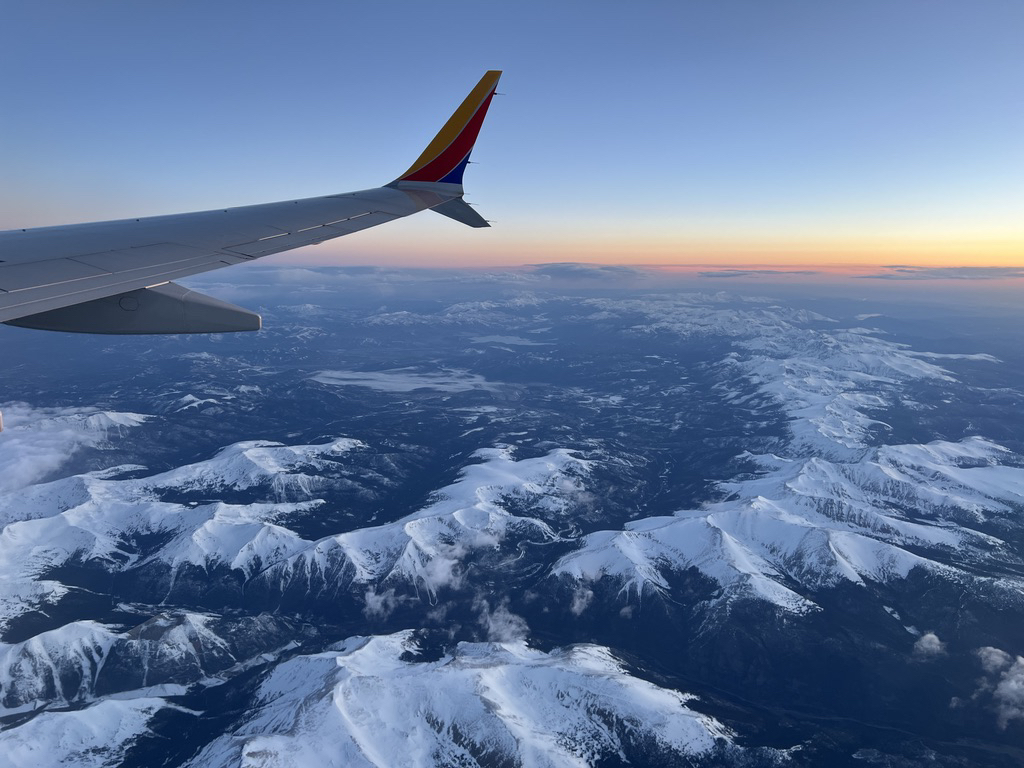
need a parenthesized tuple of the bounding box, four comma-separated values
(278, 230, 1024, 270)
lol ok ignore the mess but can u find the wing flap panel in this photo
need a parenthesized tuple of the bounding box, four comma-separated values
(70, 243, 217, 273)
(324, 211, 398, 235)
(0, 259, 110, 292)
(224, 211, 398, 257)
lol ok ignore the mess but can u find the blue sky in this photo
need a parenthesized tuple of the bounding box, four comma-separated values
(2, 1, 1022, 267)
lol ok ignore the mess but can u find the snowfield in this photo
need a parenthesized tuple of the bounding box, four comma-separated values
(188, 631, 735, 768)
(1, 288, 1023, 764)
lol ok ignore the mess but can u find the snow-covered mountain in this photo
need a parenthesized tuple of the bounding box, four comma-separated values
(0, 613, 304, 714)
(0, 439, 588, 635)
(554, 436, 1024, 614)
(0, 405, 149, 493)
(1, 277, 1023, 765)
(249, 446, 588, 603)
(187, 630, 744, 768)
(0, 698, 175, 768)
(549, 295, 1024, 617)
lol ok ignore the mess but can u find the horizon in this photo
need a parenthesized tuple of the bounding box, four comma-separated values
(2, 1, 1021, 271)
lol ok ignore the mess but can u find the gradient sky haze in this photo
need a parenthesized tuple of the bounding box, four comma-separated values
(2, 1, 1022, 268)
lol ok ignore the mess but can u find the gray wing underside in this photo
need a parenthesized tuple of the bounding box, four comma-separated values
(0, 185, 449, 325)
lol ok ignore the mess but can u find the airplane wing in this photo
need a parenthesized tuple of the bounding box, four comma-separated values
(0, 70, 502, 334)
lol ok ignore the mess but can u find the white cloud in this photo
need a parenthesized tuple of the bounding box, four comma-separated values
(418, 548, 467, 592)
(570, 586, 594, 616)
(527, 263, 645, 281)
(913, 632, 947, 659)
(969, 646, 1024, 729)
(977, 646, 1013, 675)
(476, 597, 529, 643)
(0, 403, 149, 493)
(363, 588, 400, 621)
(863, 266, 1024, 281)
(992, 656, 1024, 730)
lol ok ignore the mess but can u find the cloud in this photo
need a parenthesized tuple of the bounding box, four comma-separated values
(527, 263, 645, 280)
(971, 646, 1024, 729)
(419, 549, 467, 592)
(363, 588, 402, 621)
(475, 597, 529, 642)
(861, 266, 1024, 280)
(0, 404, 150, 493)
(570, 586, 594, 616)
(913, 632, 947, 659)
(978, 646, 1013, 674)
(992, 657, 1024, 729)
(697, 269, 820, 278)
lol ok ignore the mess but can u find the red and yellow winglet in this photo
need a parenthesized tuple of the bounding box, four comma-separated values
(393, 70, 501, 187)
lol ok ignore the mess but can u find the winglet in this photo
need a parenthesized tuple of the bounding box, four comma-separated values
(431, 198, 490, 228)
(392, 70, 501, 187)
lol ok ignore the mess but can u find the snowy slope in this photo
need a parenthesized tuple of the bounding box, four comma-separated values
(0, 698, 175, 768)
(0, 621, 116, 714)
(554, 296, 1024, 613)
(578, 295, 997, 458)
(2, 289, 1023, 765)
(0, 613, 304, 716)
(0, 404, 149, 493)
(0, 437, 363, 632)
(0, 437, 588, 645)
(555, 435, 1024, 612)
(149, 438, 364, 496)
(0, 490, 316, 633)
(252, 447, 589, 600)
(187, 630, 736, 768)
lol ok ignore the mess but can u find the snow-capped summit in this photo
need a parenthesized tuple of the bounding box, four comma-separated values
(187, 630, 739, 768)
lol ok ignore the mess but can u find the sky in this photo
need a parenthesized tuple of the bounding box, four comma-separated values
(1, 1, 1022, 269)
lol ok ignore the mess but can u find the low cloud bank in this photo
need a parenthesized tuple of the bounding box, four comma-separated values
(863, 266, 1024, 280)
(697, 269, 820, 278)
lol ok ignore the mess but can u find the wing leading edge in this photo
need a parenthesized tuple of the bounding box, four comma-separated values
(0, 70, 502, 334)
